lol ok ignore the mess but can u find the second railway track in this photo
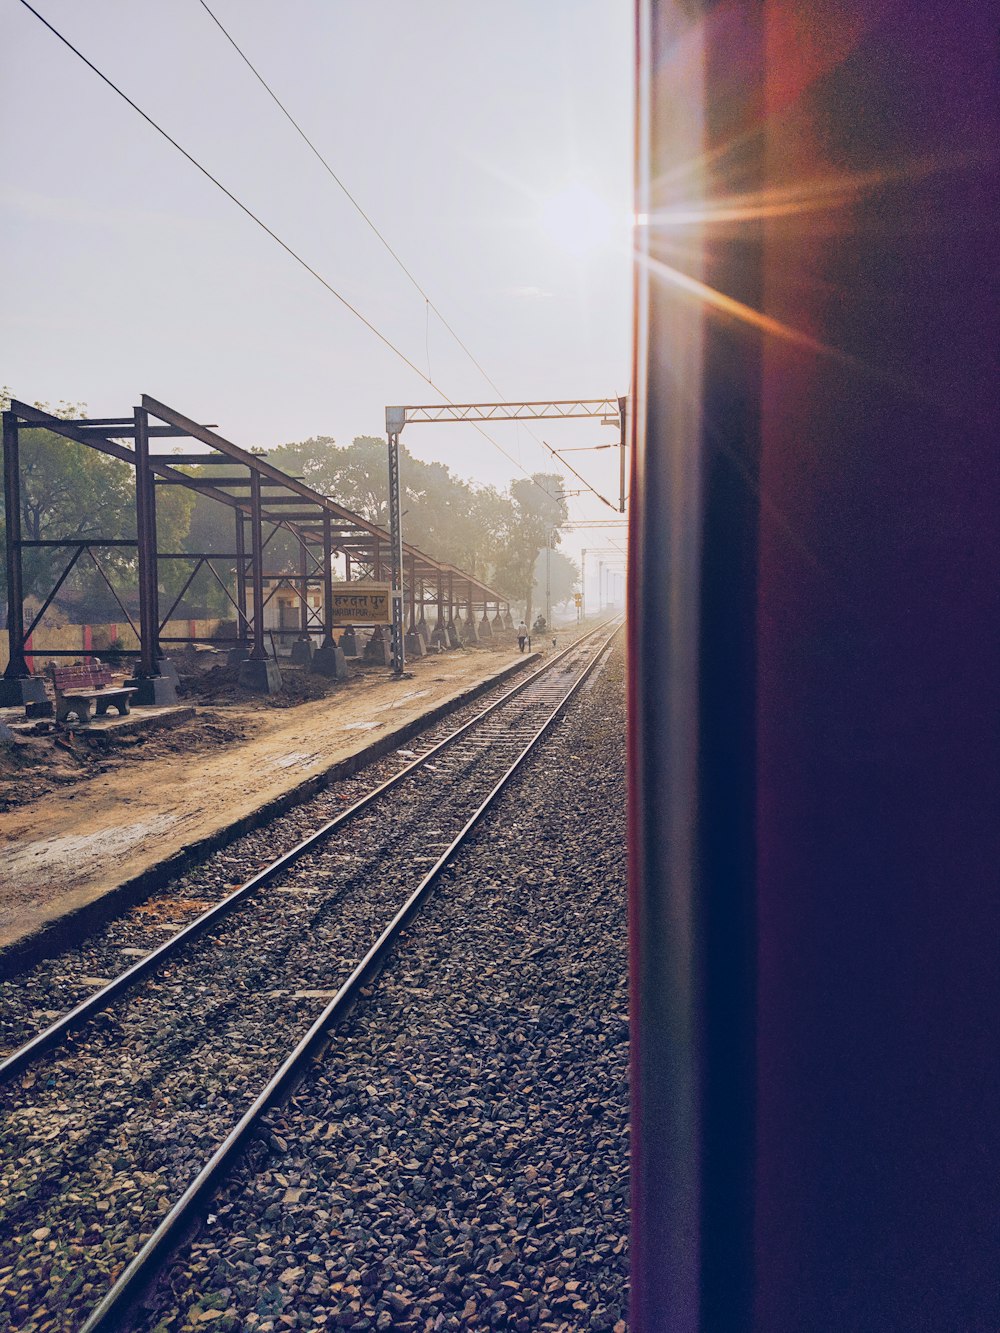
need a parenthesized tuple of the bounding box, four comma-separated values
(0, 621, 621, 1333)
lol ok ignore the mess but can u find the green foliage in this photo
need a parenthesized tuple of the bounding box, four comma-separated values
(494, 472, 569, 618)
(262, 438, 571, 606)
(0, 386, 198, 623)
(1, 388, 133, 621)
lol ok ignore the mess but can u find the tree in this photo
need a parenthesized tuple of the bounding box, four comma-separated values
(264, 435, 500, 577)
(495, 472, 569, 621)
(0, 388, 194, 624)
(532, 547, 579, 617)
(155, 430, 572, 621)
(1, 388, 133, 621)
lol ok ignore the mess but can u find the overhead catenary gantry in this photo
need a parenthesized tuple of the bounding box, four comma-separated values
(1, 395, 510, 702)
(383, 396, 628, 674)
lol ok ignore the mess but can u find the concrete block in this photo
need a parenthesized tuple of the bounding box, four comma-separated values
(0, 675, 48, 707)
(156, 657, 180, 684)
(237, 657, 283, 694)
(124, 674, 180, 706)
(312, 643, 349, 678)
(290, 637, 314, 666)
(363, 626, 392, 666)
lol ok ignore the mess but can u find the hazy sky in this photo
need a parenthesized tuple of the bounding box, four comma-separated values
(1, 0, 631, 570)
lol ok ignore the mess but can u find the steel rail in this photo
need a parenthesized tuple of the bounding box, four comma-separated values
(0, 620, 617, 1086)
(79, 620, 622, 1333)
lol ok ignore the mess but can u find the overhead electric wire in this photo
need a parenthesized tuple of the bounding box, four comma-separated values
(196, 0, 619, 512)
(17, 1, 430, 381)
(17, 0, 552, 498)
(542, 441, 618, 511)
(553, 444, 613, 452)
(198, 0, 505, 401)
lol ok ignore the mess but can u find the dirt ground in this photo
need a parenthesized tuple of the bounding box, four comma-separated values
(0, 641, 530, 956)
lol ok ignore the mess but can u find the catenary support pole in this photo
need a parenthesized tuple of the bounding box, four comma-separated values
(619, 394, 627, 514)
(386, 430, 405, 675)
(545, 535, 552, 631)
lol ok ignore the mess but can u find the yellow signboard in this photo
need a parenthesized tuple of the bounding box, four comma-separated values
(330, 581, 392, 625)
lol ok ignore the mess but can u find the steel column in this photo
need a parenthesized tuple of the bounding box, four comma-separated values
(387, 431, 405, 675)
(545, 534, 552, 630)
(2, 413, 27, 679)
(299, 538, 310, 636)
(248, 471, 267, 661)
(619, 394, 628, 514)
(408, 553, 417, 630)
(234, 511, 248, 649)
(133, 406, 160, 678)
(322, 513, 334, 647)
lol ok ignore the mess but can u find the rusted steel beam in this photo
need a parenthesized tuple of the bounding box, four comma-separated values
(248, 472, 267, 662)
(234, 511, 248, 651)
(133, 406, 159, 678)
(2, 413, 28, 679)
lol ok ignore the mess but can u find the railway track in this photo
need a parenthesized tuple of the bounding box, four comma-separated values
(0, 620, 621, 1333)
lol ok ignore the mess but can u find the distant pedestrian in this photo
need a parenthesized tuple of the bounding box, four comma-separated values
(517, 621, 528, 652)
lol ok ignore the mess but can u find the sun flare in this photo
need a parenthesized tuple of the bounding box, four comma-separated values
(539, 182, 616, 258)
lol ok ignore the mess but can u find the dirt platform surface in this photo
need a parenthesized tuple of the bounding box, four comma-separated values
(0, 644, 530, 957)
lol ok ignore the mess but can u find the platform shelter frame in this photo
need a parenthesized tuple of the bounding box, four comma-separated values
(2, 395, 508, 701)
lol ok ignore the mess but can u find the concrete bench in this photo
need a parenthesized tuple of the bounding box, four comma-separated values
(47, 663, 138, 724)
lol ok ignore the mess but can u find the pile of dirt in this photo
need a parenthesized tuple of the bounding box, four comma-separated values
(176, 660, 350, 709)
(0, 711, 246, 814)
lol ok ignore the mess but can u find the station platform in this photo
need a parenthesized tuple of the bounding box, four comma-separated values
(0, 643, 538, 973)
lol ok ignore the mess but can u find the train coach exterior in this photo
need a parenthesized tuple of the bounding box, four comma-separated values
(628, 2, 1000, 1328)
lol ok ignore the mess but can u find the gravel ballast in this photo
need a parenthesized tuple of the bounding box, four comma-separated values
(0, 651, 556, 1056)
(136, 638, 629, 1333)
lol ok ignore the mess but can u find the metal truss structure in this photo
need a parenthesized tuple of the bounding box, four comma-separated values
(387, 396, 628, 516)
(2, 395, 510, 702)
(383, 395, 627, 673)
(387, 399, 622, 426)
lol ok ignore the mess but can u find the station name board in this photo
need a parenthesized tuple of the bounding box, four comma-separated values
(330, 581, 392, 625)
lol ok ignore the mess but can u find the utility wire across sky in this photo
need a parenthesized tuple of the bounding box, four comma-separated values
(18, 0, 612, 513)
(196, 0, 619, 510)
